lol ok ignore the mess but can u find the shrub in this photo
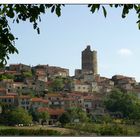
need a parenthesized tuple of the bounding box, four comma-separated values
(0, 128, 61, 136)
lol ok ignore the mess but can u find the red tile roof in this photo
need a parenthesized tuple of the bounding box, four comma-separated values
(83, 96, 94, 100)
(0, 96, 14, 98)
(47, 93, 62, 97)
(41, 99, 49, 104)
(31, 98, 48, 104)
(19, 95, 31, 99)
(37, 107, 65, 115)
(62, 98, 76, 101)
(0, 88, 6, 92)
(6, 93, 17, 96)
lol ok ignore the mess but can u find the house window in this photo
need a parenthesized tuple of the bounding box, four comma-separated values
(26, 101, 29, 105)
(22, 101, 25, 104)
(8, 99, 11, 103)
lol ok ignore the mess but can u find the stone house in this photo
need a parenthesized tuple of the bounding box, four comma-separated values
(73, 83, 91, 93)
(46, 93, 64, 108)
(9, 63, 31, 72)
(0, 96, 16, 107)
(18, 95, 31, 111)
(37, 107, 65, 124)
(30, 97, 49, 111)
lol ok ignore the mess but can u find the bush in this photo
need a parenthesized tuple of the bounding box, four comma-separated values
(65, 123, 136, 136)
(0, 128, 61, 136)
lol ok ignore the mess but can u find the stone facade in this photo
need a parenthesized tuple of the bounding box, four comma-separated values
(82, 45, 97, 75)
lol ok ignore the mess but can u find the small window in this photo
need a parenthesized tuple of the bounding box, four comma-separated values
(8, 99, 11, 102)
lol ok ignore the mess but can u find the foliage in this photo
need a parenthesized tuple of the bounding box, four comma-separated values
(37, 111, 50, 122)
(88, 4, 140, 28)
(22, 71, 32, 78)
(67, 107, 89, 123)
(0, 128, 61, 136)
(65, 123, 136, 136)
(104, 89, 140, 123)
(6, 107, 32, 126)
(49, 77, 64, 92)
(0, 4, 64, 67)
(59, 112, 71, 126)
(0, 73, 14, 80)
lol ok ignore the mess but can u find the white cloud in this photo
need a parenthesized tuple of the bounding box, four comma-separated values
(118, 48, 133, 56)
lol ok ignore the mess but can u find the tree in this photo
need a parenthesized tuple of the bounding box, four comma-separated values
(7, 107, 32, 126)
(49, 78, 64, 92)
(105, 88, 140, 124)
(1, 4, 140, 67)
(67, 107, 89, 123)
(37, 111, 50, 124)
(0, 73, 14, 80)
(59, 112, 71, 127)
(22, 71, 32, 78)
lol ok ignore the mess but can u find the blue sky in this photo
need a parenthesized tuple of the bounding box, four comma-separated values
(8, 5, 140, 82)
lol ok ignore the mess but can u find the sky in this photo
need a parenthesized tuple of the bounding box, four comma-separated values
(8, 5, 140, 82)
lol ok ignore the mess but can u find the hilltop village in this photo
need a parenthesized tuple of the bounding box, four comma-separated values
(0, 45, 140, 124)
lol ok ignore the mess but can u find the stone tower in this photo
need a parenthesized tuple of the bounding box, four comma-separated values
(82, 45, 98, 75)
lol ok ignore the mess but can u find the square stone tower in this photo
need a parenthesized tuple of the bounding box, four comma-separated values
(82, 45, 98, 75)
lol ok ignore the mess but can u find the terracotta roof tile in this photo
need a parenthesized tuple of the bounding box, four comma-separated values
(6, 93, 17, 96)
(31, 98, 48, 104)
(19, 96, 31, 99)
(37, 107, 65, 115)
(62, 98, 76, 101)
(0, 96, 14, 98)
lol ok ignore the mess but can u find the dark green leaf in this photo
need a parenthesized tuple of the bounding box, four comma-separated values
(8, 33, 15, 41)
(37, 28, 40, 34)
(51, 6, 55, 13)
(102, 6, 107, 18)
(138, 22, 140, 29)
(56, 6, 61, 17)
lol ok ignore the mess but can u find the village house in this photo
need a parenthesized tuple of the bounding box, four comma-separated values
(0, 88, 7, 96)
(46, 93, 64, 108)
(46, 66, 69, 78)
(91, 82, 100, 92)
(62, 97, 82, 109)
(9, 63, 31, 72)
(18, 95, 31, 111)
(35, 69, 48, 82)
(37, 107, 65, 124)
(30, 97, 49, 111)
(73, 79, 91, 93)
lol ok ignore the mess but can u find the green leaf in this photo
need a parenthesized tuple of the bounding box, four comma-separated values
(37, 27, 40, 34)
(40, 4, 45, 13)
(138, 22, 140, 29)
(8, 33, 15, 41)
(56, 6, 61, 17)
(51, 6, 55, 13)
(7, 10, 14, 18)
(102, 6, 107, 18)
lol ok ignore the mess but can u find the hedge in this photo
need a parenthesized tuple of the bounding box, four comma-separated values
(0, 128, 61, 136)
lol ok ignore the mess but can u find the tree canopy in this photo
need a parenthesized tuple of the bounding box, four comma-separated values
(104, 89, 140, 123)
(0, 107, 32, 126)
(0, 4, 140, 67)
